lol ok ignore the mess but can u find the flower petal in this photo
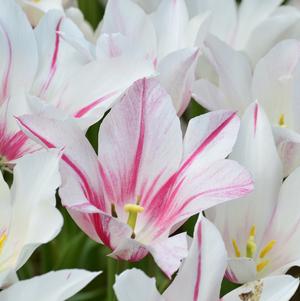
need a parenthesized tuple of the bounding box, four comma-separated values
(151, 0, 189, 59)
(223, 275, 299, 301)
(0, 269, 100, 300)
(252, 39, 300, 128)
(148, 233, 188, 279)
(5, 149, 62, 271)
(114, 269, 164, 301)
(227, 257, 257, 284)
(202, 35, 252, 113)
(206, 103, 283, 258)
(98, 78, 182, 218)
(163, 216, 227, 301)
(157, 48, 199, 116)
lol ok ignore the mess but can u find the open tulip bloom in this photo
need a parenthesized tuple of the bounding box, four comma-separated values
(0, 0, 154, 168)
(206, 102, 300, 284)
(193, 36, 300, 175)
(0, 149, 62, 287)
(113, 216, 299, 301)
(17, 78, 253, 278)
(94, 0, 208, 115)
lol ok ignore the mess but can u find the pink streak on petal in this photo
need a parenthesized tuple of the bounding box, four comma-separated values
(193, 220, 203, 301)
(130, 79, 146, 194)
(179, 112, 237, 173)
(39, 17, 63, 96)
(73, 91, 118, 118)
(17, 117, 105, 210)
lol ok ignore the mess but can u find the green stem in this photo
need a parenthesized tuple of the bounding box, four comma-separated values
(107, 258, 116, 301)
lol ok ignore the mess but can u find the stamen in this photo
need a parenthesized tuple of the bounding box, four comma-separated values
(124, 204, 144, 234)
(232, 239, 241, 257)
(246, 225, 257, 258)
(250, 225, 256, 237)
(259, 240, 276, 259)
(0, 233, 7, 253)
(111, 204, 118, 218)
(256, 260, 269, 272)
(279, 114, 286, 127)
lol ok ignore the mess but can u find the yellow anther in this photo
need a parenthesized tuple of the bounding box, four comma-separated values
(124, 204, 144, 233)
(259, 240, 276, 259)
(0, 233, 7, 254)
(256, 260, 269, 272)
(232, 239, 241, 257)
(279, 114, 286, 127)
(246, 225, 257, 258)
(249, 225, 256, 237)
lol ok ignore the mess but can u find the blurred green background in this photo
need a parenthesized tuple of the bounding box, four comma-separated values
(16, 0, 299, 300)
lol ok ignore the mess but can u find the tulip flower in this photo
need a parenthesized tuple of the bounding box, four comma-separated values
(206, 102, 300, 283)
(113, 216, 299, 301)
(0, 149, 62, 287)
(0, 0, 154, 168)
(97, 0, 209, 115)
(0, 269, 100, 300)
(193, 36, 300, 175)
(187, 0, 300, 65)
(18, 78, 253, 278)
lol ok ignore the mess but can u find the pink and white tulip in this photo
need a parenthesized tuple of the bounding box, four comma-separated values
(17, 78, 253, 278)
(0, 0, 154, 168)
(0, 149, 62, 287)
(97, 0, 209, 115)
(113, 216, 299, 301)
(206, 102, 300, 283)
(0, 269, 100, 300)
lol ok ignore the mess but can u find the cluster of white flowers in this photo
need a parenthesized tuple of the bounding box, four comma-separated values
(1, 0, 300, 300)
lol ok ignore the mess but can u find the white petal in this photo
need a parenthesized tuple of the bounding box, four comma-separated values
(223, 275, 299, 301)
(114, 269, 163, 301)
(164, 216, 227, 301)
(0, 269, 100, 301)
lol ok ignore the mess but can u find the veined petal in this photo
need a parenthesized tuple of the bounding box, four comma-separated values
(114, 269, 164, 301)
(183, 110, 240, 167)
(157, 48, 199, 116)
(163, 216, 227, 301)
(0, 269, 100, 300)
(223, 275, 299, 301)
(17, 115, 104, 210)
(59, 56, 155, 127)
(33, 11, 89, 104)
(98, 78, 182, 220)
(206, 103, 283, 256)
(0, 0, 38, 105)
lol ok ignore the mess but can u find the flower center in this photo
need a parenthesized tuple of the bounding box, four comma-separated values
(232, 225, 276, 273)
(124, 203, 144, 238)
